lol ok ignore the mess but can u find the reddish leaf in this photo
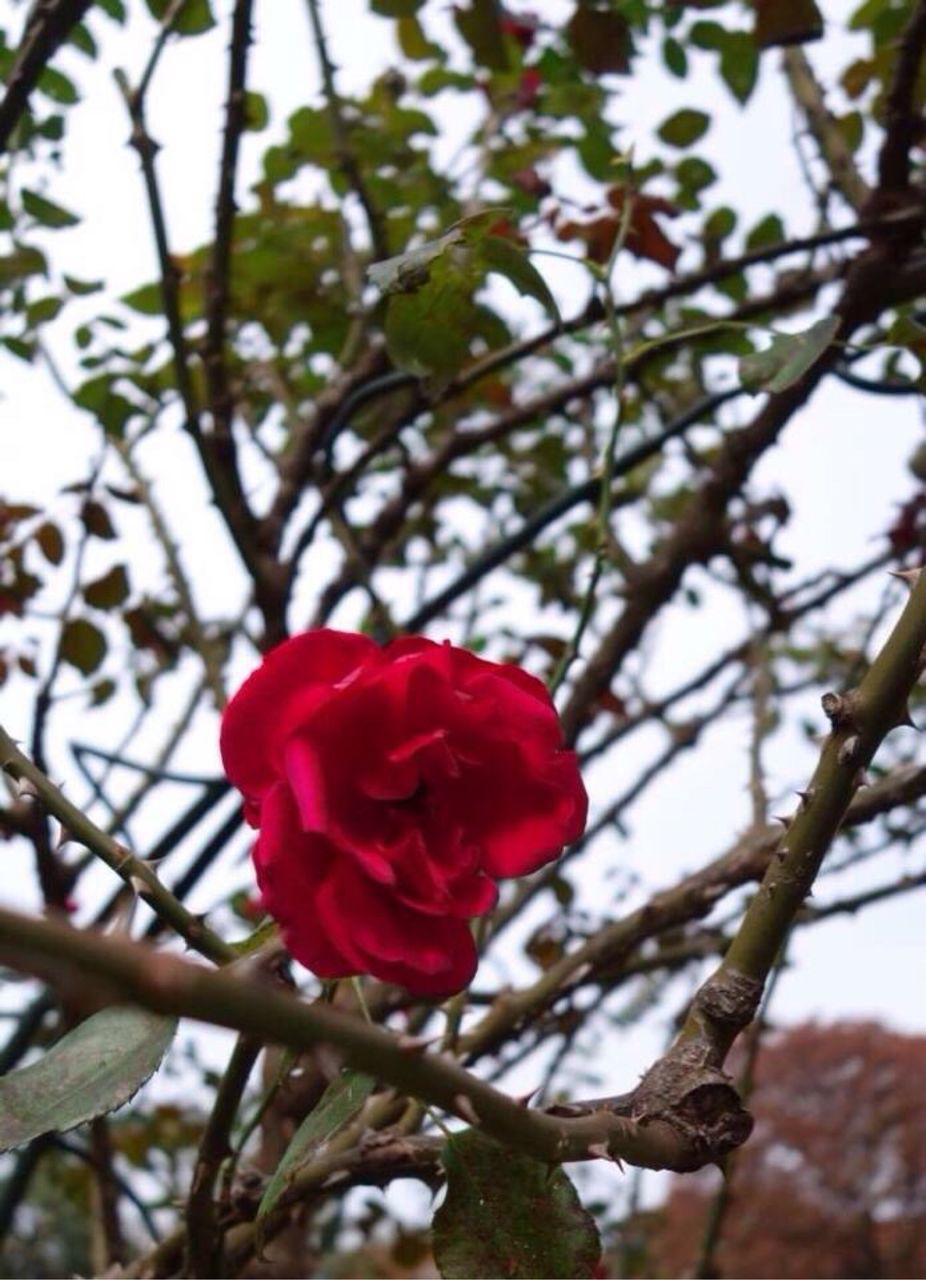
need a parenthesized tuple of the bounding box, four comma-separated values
(754, 0, 824, 49)
(516, 66, 543, 109)
(60, 618, 107, 675)
(35, 521, 64, 566)
(556, 188, 680, 270)
(80, 498, 117, 540)
(84, 564, 130, 610)
(566, 3, 632, 75)
(608, 186, 682, 270)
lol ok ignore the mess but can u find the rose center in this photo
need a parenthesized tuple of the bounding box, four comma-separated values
(391, 780, 428, 812)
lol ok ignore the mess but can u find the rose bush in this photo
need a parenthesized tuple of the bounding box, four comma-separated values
(220, 629, 587, 996)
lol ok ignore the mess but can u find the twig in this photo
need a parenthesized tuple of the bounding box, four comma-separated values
(313, 268, 839, 626)
(203, 0, 253, 454)
(783, 47, 870, 211)
(0, 726, 235, 965)
(116, 38, 285, 644)
(0, 1134, 54, 1247)
(692, 944, 790, 1279)
(0, 0, 93, 153)
(878, 0, 926, 191)
(304, 0, 388, 260)
(0, 904, 699, 1172)
(88, 1117, 128, 1271)
(747, 643, 774, 827)
(52, 1134, 161, 1244)
(115, 441, 228, 709)
(548, 190, 636, 697)
(403, 386, 744, 632)
(669, 566, 926, 1070)
(441, 207, 925, 407)
(185, 1036, 261, 1277)
(558, 247, 926, 745)
(459, 754, 926, 1063)
(137, 0, 191, 102)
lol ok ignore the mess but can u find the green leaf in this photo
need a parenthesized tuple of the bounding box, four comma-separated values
(1, 337, 36, 362)
(64, 274, 103, 296)
(121, 281, 163, 315)
(22, 188, 79, 229)
(74, 376, 138, 437)
(26, 296, 64, 326)
(37, 66, 79, 105)
(0, 1007, 176, 1151)
(397, 15, 438, 58)
(746, 212, 784, 250)
(84, 564, 130, 610)
(384, 281, 480, 379)
(0, 246, 47, 287)
(371, 215, 536, 378)
(243, 90, 269, 132)
(68, 21, 98, 59)
(662, 36, 688, 77)
(704, 205, 737, 242)
(676, 156, 717, 195)
(96, 0, 127, 20)
(145, 0, 215, 35)
(479, 236, 561, 325)
(60, 617, 107, 674)
(739, 315, 840, 393)
(257, 1071, 376, 1223)
(433, 1130, 601, 1279)
(372, 0, 425, 13)
(658, 108, 710, 148)
(719, 31, 759, 103)
(689, 20, 727, 50)
(454, 0, 509, 71)
(368, 226, 467, 296)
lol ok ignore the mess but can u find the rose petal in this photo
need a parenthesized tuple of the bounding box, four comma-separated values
(283, 735, 328, 833)
(251, 784, 359, 977)
(315, 858, 478, 995)
(220, 630, 376, 802)
(454, 748, 588, 878)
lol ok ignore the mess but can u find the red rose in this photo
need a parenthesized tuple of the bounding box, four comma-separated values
(220, 630, 587, 997)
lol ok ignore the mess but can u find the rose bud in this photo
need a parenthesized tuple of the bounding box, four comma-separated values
(221, 630, 587, 997)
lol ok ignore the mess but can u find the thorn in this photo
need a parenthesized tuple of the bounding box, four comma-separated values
(15, 776, 39, 802)
(796, 788, 815, 809)
(889, 568, 921, 588)
(588, 1142, 614, 1161)
(514, 1085, 542, 1108)
(103, 885, 138, 935)
(453, 1093, 480, 1126)
(54, 824, 74, 851)
(773, 814, 791, 827)
(396, 1033, 441, 1055)
(821, 691, 860, 730)
(821, 691, 843, 723)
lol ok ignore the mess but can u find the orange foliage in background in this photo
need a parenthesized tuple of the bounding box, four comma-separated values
(647, 1021, 926, 1279)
